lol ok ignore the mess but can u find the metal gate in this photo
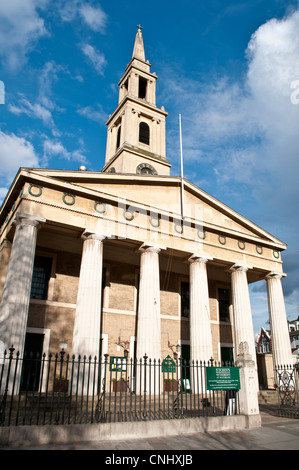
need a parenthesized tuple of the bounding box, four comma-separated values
(276, 364, 299, 418)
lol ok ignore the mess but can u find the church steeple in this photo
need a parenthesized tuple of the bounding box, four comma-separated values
(102, 27, 171, 176)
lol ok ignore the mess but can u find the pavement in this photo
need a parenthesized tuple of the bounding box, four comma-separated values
(2, 405, 299, 453)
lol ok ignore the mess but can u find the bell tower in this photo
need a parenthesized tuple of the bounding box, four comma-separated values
(102, 26, 171, 175)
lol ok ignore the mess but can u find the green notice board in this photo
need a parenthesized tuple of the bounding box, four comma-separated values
(162, 355, 176, 373)
(110, 356, 127, 372)
(206, 367, 240, 391)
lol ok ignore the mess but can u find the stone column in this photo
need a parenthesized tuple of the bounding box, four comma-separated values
(72, 231, 106, 359)
(152, 118, 158, 154)
(136, 243, 165, 394)
(136, 243, 165, 361)
(0, 213, 45, 355)
(230, 263, 259, 393)
(266, 272, 293, 368)
(189, 254, 213, 362)
(188, 254, 213, 393)
(230, 264, 256, 362)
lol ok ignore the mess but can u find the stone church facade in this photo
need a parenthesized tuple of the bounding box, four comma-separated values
(0, 28, 293, 388)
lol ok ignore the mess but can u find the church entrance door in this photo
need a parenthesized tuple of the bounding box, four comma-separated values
(21, 333, 44, 391)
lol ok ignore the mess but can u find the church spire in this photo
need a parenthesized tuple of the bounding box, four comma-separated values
(132, 25, 145, 62)
(102, 27, 171, 176)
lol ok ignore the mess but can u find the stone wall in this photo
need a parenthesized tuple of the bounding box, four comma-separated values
(25, 248, 233, 362)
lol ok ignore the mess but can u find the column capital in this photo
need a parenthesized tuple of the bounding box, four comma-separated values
(81, 230, 109, 242)
(229, 263, 252, 273)
(188, 253, 213, 264)
(139, 242, 166, 254)
(13, 213, 46, 229)
(265, 271, 287, 280)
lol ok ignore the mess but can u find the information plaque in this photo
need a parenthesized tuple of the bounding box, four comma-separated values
(109, 356, 127, 372)
(206, 367, 240, 391)
(162, 355, 176, 373)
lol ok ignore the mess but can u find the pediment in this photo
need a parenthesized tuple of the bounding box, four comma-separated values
(6, 168, 285, 250)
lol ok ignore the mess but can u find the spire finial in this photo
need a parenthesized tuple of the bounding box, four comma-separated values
(132, 25, 145, 61)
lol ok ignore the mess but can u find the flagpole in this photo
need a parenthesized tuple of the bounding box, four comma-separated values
(179, 113, 185, 220)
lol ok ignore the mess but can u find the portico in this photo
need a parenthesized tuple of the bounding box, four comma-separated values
(0, 199, 291, 372)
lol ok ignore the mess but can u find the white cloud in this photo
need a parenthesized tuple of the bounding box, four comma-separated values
(164, 8, 299, 201)
(8, 61, 65, 130)
(0, 0, 48, 69)
(43, 139, 69, 159)
(38, 61, 65, 111)
(42, 138, 87, 164)
(162, 8, 299, 319)
(0, 130, 39, 181)
(77, 104, 107, 123)
(79, 4, 107, 33)
(166, 6, 299, 209)
(58, 1, 107, 33)
(245, 10, 299, 179)
(81, 44, 106, 75)
(9, 95, 54, 126)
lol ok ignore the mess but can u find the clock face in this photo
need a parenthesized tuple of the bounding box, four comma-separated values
(136, 163, 157, 175)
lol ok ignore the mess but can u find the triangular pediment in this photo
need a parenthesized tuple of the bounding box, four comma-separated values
(8, 168, 285, 251)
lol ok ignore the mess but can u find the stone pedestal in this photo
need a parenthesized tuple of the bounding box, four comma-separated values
(236, 342, 260, 419)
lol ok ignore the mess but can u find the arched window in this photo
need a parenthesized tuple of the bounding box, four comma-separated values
(139, 122, 150, 145)
(116, 126, 121, 150)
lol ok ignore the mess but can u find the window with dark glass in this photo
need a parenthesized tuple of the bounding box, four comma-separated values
(139, 122, 150, 145)
(218, 288, 230, 322)
(30, 255, 52, 300)
(116, 125, 121, 150)
(138, 76, 147, 99)
(181, 282, 190, 318)
(221, 346, 234, 364)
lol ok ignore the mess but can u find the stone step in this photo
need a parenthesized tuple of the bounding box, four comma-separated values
(258, 390, 277, 404)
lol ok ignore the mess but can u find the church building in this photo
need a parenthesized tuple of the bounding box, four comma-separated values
(0, 27, 293, 388)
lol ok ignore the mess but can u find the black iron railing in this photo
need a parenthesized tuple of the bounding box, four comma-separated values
(0, 347, 240, 426)
(276, 363, 299, 418)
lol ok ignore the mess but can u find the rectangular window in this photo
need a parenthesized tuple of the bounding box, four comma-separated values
(181, 282, 190, 318)
(138, 76, 147, 99)
(221, 346, 234, 364)
(139, 122, 150, 145)
(218, 288, 230, 322)
(30, 255, 52, 300)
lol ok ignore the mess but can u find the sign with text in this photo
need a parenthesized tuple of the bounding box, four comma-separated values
(162, 355, 176, 373)
(206, 367, 240, 391)
(110, 356, 127, 372)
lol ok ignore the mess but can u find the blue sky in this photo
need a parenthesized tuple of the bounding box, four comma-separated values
(0, 0, 299, 335)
